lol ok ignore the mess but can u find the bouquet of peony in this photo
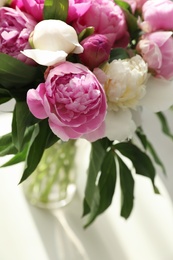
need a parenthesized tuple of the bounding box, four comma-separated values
(1, 0, 173, 227)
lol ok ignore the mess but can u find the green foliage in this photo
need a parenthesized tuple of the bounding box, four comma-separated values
(115, 142, 159, 193)
(19, 119, 58, 183)
(0, 54, 39, 88)
(0, 88, 12, 104)
(83, 140, 107, 219)
(12, 102, 39, 152)
(117, 155, 134, 219)
(114, 0, 139, 43)
(83, 139, 116, 227)
(0, 133, 18, 156)
(78, 27, 95, 42)
(136, 127, 166, 176)
(114, 0, 132, 12)
(156, 112, 173, 140)
(109, 48, 129, 62)
(83, 138, 160, 227)
(0, 126, 35, 166)
(0, 54, 43, 101)
(0, 145, 28, 168)
(43, 0, 68, 21)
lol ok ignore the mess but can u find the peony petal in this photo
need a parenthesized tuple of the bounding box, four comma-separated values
(105, 109, 136, 141)
(21, 49, 67, 66)
(82, 121, 105, 142)
(139, 76, 173, 112)
(27, 88, 47, 119)
(49, 120, 81, 141)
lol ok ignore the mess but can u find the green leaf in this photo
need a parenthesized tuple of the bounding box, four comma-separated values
(136, 127, 166, 175)
(45, 131, 59, 149)
(0, 133, 18, 156)
(0, 132, 12, 148)
(135, 127, 147, 149)
(43, 0, 68, 21)
(19, 120, 52, 183)
(84, 150, 116, 227)
(156, 112, 173, 140)
(96, 137, 113, 151)
(0, 126, 34, 157)
(0, 54, 39, 88)
(82, 198, 91, 218)
(109, 48, 129, 62)
(117, 155, 134, 219)
(12, 102, 39, 151)
(114, 0, 132, 12)
(115, 142, 158, 193)
(83, 140, 106, 217)
(124, 10, 139, 36)
(147, 141, 166, 176)
(0, 88, 11, 104)
(1, 144, 28, 167)
(78, 27, 95, 42)
(97, 150, 117, 214)
(0, 97, 11, 104)
(114, 0, 139, 41)
(83, 140, 116, 228)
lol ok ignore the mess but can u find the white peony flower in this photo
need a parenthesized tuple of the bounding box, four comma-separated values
(95, 55, 173, 142)
(22, 20, 83, 66)
(105, 109, 137, 141)
(94, 55, 148, 141)
(103, 55, 148, 111)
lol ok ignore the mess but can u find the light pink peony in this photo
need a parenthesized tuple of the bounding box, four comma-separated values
(69, 0, 129, 48)
(141, 0, 173, 32)
(0, 7, 36, 64)
(137, 31, 173, 80)
(27, 62, 107, 141)
(79, 34, 111, 70)
(22, 0, 44, 21)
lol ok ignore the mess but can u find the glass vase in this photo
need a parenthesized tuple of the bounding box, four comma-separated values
(23, 139, 78, 209)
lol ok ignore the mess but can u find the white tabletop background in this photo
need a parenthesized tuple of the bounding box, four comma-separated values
(1, 100, 173, 260)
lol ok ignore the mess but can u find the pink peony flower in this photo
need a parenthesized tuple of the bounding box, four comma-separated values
(140, 0, 173, 32)
(124, 0, 147, 12)
(136, 0, 147, 9)
(69, 0, 129, 48)
(79, 34, 111, 70)
(0, 7, 36, 64)
(27, 62, 107, 141)
(137, 31, 173, 80)
(10, 0, 25, 10)
(22, 0, 44, 21)
(67, 0, 92, 23)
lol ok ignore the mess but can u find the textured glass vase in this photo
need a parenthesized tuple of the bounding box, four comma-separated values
(23, 140, 77, 209)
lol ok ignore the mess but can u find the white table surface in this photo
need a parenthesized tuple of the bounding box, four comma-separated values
(1, 102, 173, 260)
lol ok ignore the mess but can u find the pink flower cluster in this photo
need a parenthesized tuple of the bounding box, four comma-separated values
(1, 0, 128, 141)
(1, 0, 173, 142)
(137, 0, 173, 80)
(68, 0, 129, 48)
(0, 6, 36, 64)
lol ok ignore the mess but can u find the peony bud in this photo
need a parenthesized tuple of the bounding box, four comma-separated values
(22, 20, 83, 66)
(79, 34, 111, 70)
